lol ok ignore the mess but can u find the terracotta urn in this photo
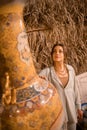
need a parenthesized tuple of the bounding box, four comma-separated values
(0, 0, 63, 130)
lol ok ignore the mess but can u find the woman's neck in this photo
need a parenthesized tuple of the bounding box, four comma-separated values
(54, 62, 68, 79)
(54, 62, 65, 72)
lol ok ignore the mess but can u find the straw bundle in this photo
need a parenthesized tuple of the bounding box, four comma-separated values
(23, 0, 87, 74)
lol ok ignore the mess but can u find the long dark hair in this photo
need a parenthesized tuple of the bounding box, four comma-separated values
(51, 42, 67, 63)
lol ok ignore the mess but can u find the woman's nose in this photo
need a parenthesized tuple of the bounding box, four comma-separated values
(56, 51, 59, 54)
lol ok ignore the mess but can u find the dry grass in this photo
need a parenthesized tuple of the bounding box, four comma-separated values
(23, 0, 87, 75)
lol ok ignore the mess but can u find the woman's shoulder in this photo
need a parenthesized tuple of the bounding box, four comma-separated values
(39, 67, 51, 76)
(66, 64, 75, 72)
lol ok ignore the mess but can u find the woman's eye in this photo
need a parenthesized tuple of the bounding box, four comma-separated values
(59, 50, 63, 53)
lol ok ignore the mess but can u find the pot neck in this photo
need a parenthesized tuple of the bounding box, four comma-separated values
(0, 1, 25, 15)
(0, 0, 25, 5)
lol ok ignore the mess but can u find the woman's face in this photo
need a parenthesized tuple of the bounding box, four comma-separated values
(52, 45, 64, 63)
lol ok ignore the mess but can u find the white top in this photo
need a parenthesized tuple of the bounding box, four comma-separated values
(39, 64, 81, 124)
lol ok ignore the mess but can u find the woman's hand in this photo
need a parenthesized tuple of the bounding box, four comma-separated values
(39, 75, 47, 80)
(77, 109, 83, 121)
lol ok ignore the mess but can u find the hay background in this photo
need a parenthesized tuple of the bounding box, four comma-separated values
(23, 0, 87, 75)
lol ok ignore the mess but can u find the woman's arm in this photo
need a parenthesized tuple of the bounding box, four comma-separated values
(75, 77, 83, 120)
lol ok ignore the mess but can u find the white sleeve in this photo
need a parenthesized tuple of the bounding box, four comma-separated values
(39, 68, 50, 80)
(75, 77, 81, 110)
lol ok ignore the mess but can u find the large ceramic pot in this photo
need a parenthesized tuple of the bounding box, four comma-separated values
(0, 1, 63, 130)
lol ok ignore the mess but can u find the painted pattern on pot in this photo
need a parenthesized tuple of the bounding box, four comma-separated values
(17, 31, 30, 65)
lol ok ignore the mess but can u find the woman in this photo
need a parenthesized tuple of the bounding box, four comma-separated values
(39, 43, 83, 130)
